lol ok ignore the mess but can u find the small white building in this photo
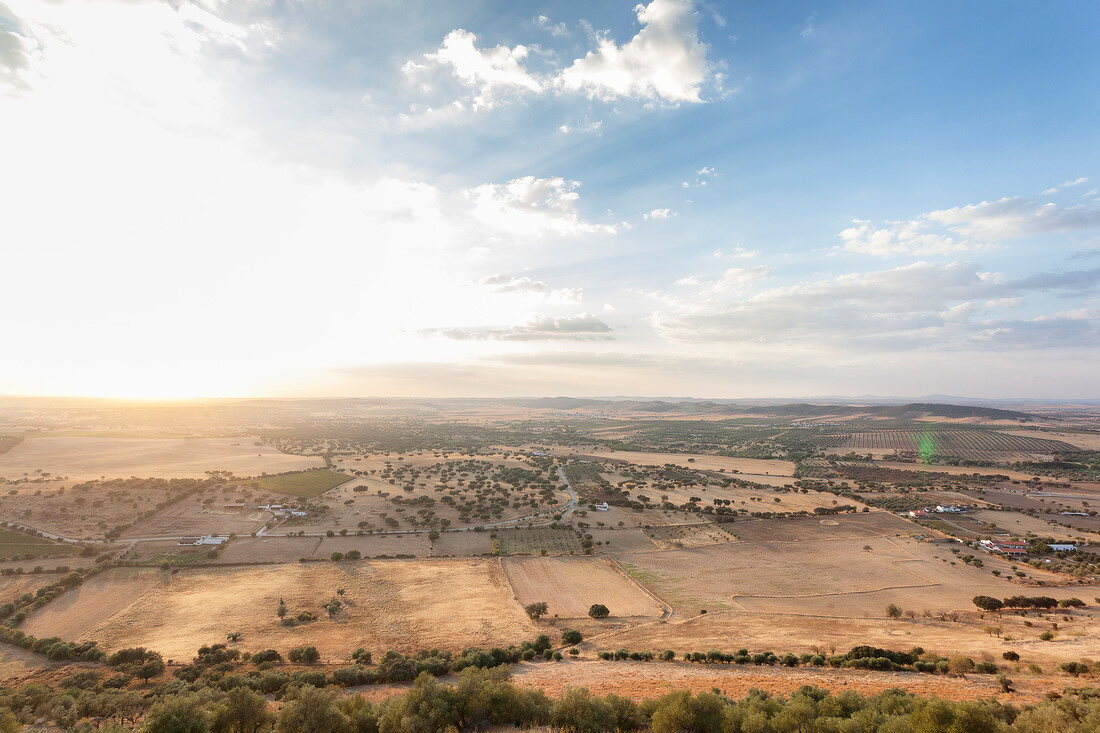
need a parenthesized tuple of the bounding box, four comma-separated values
(1050, 543, 1077, 552)
(594, 502, 609, 511)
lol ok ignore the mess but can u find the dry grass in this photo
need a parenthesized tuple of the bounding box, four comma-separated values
(0, 436, 320, 480)
(503, 556, 662, 618)
(23, 559, 537, 660)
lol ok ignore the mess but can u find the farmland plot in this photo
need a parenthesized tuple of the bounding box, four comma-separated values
(644, 523, 736, 549)
(0, 437, 320, 480)
(503, 556, 662, 618)
(493, 527, 581, 555)
(819, 429, 1080, 461)
(24, 559, 535, 659)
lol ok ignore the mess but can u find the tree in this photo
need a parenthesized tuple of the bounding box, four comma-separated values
(138, 658, 166, 683)
(275, 686, 351, 733)
(885, 604, 902, 619)
(211, 687, 273, 733)
(525, 602, 549, 621)
(973, 595, 1003, 612)
(277, 599, 287, 619)
(588, 604, 610, 619)
(140, 695, 209, 733)
(561, 628, 583, 645)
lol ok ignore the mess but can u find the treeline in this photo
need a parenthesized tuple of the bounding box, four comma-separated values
(2, 664, 1100, 732)
(595, 646, 1006, 676)
(0, 571, 85, 627)
(974, 595, 1085, 612)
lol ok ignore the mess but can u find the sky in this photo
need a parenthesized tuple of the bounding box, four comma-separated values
(1, 0, 1098, 400)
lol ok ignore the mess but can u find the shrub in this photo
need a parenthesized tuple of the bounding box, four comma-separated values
(1003, 651, 1020, 661)
(588, 604, 610, 619)
(561, 628, 582, 645)
(973, 595, 1004, 612)
(288, 645, 320, 664)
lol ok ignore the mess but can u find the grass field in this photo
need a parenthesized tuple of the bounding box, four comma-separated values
(0, 529, 73, 558)
(247, 469, 350, 497)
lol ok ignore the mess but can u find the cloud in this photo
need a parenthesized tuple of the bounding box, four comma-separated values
(840, 190, 1100, 256)
(465, 176, 617, 237)
(478, 274, 583, 302)
(653, 261, 1100, 350)
(0, 3, 34, 90)
(799, 13, 817, 38)
(558, 0, 710, 104)
(713, 247, 757, 259)
(558, 119, 602, 134)
(839, 219, 966, 256)
(644, 208, 674, 219)
(402, 29, 542, 110)
(421, 314, 613, 341)
(682, 165, 717, 188)
(535, 15, 569, 37)
(926, 196, 1100, 240)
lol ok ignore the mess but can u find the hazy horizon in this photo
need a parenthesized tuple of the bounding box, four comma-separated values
(3, 0, 1098, 400)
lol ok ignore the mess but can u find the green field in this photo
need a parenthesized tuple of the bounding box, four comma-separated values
(0, 528, 74, 558)
(248, 470, 350, 498)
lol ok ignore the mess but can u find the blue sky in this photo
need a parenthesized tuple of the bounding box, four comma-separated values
(1, 0, 1098, 398)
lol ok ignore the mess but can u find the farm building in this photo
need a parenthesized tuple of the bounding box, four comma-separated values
(178, 536, 228, 546)
(1049, 543, 1077, 551)
(985, 537, 1025, 554)
(593, 502, 609, 511)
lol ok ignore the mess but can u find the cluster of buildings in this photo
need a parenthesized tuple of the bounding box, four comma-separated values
(978, 539, 1077, 556)
(254, 503, 308, 517)
(907, 504, 967, 518)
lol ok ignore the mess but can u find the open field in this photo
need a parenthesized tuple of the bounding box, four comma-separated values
(503, 556, 663, 618)
(968, 509, 1100, 542)
(721, 512, 917, 543)
(23, 559, 536, 659)
(507, 658, 1067, 705)
(246, 469, 350, 498)
(3, 397, 1100, 705)
(493, 527, 582, 555)
(119, 500, 271, 539)
(619, 529, 1094, 619)
(0, 436, 321, 480)
(430, 530, 492, 556)
(577, 451, 797, 477)
(643, 522, 737, 549)
(0, 528, 75, 558)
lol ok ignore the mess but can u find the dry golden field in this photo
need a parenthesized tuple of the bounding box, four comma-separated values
(502, 556, 664, 618)
(23, 559, 536, 660)
(576, 451, 797, 477)
(0, 436, 321, 480)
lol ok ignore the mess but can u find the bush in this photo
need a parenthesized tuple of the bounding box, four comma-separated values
(561, 628, 583, 645)
(973, 595, 1004, 612)
(288, 645, 320, 664)
(1003, 651, 1020, 661)
(251, 649, 283, 664)
(588, 604, 610, 619)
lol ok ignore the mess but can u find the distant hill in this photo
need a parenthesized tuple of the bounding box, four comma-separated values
(520, 397, 1036, 421)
